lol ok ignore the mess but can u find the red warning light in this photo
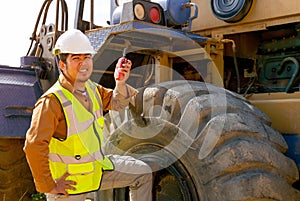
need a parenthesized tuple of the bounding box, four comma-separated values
(149, 7, 161, 24)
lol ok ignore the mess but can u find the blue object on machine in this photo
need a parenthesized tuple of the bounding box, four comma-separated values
(283, 134, 300, 171)
(20, 56, 41, 67)
(111, 0, 195, 28)
(153, 0, 191, 26)
(0, 66, 43, 137)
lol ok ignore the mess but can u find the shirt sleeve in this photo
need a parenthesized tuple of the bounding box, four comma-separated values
(23, 94, 64, 193)
(98, 84, 138, 111)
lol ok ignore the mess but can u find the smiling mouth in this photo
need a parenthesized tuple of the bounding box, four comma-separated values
(79, 69, 88, 73)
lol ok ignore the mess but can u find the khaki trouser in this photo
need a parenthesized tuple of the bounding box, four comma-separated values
(46, 155, 153, 201)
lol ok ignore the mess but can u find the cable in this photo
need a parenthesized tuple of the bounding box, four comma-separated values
(221, 39, 241, 93)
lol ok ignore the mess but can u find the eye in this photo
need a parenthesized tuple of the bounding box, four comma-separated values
(72, 57, 80, 61)
(85, 55, 92, 60)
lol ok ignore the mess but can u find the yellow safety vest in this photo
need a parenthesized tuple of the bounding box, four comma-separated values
(46, 80, 114, 195)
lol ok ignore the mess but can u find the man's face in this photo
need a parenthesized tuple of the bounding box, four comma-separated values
(61, 54, 93, 84)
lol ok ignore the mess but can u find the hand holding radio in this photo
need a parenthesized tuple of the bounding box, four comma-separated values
(115, 48, 131, 82)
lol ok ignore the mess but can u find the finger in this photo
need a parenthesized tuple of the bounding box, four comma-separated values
(121, 59, 130, 66)
(120, 67, 129, 72)
(65, 183, 77, 191)
(126, 60, 132, 68)
(61, 172, 70, 180)
(51, 185, 69, 196)
(121, 63, 131, 70)
(65, 180, 77, 186)
(61, 189, 69, 197)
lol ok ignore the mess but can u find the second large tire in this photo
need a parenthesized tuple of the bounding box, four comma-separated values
(104, 80, 300, 201)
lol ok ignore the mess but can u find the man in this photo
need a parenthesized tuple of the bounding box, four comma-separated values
(24, 29, 152, 201)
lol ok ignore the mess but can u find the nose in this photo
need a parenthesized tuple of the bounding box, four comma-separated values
(79, 58, 88, 66)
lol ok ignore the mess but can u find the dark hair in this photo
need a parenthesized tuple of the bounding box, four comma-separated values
(59, 53, 69, 64)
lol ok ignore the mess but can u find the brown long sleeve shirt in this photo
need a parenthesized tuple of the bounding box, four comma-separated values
(23, 74, 137, 193)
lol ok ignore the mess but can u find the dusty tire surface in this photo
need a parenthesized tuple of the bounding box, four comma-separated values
(0, 138, 35, 201)
(104, 80, 300, 201)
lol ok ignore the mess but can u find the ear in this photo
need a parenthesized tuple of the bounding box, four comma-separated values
(59, 60, 66, 71)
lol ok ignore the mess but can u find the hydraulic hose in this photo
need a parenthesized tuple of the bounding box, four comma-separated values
(278, 57, 299, 92)
(222, 39, 241, 93)
(26, 0, 68, 56)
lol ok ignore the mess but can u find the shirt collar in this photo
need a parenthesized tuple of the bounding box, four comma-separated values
(58, 73, 76, 93)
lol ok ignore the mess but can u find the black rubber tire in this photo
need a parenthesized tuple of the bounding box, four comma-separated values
(0, 138, 35, 201)
(211, 0, 253, 23)
(104, 80, 300, 201)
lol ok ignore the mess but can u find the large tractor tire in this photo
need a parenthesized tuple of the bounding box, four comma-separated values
(0, 138, 35, 201)
(104, 80, 300, 201)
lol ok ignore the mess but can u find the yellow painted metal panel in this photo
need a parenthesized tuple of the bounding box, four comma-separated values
(192, 0, 300, 35)
(247, 92, 300, 134)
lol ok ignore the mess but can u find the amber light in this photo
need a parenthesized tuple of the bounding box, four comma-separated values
(134, 3, 146, 20)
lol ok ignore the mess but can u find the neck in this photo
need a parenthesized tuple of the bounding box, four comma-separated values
(74, 81, 86, 92)
(75, 88, 86, 93)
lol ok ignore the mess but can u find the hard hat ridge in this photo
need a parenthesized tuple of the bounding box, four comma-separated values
(52, 29, 96, 55)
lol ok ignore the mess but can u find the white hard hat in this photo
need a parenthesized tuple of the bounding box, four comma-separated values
(52, 29, 96, 55)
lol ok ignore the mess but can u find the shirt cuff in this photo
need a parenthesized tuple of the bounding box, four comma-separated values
(114, 84, 138, 99)
(35, 177, 56, 193)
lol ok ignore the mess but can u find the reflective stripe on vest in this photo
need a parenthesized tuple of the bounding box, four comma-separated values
(47, 80, 114, 195)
